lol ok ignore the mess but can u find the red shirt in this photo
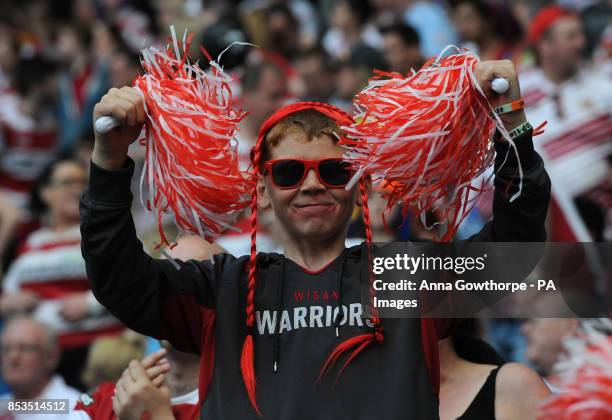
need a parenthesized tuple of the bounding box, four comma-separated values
(71, 382, 199, 420)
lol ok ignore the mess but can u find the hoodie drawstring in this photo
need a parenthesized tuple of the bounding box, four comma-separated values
(333, 249, 349, 338)
(272, 256, 286, 373)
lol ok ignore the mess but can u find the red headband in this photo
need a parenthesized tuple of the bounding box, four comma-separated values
(255, 101, 353, 150)
(528, 5, 578, 44)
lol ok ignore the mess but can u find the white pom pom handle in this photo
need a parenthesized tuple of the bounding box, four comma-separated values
(491, 77, 509, 94)
(94, 116, 120, 134)
(93, 82, 507, 134)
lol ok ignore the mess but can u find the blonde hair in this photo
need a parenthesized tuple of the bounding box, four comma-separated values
(261, 109, 345, 163)
(81, 330, 147, 389)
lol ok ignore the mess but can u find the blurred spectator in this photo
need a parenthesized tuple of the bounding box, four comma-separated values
(295, 47, 346, 108)
(10, 0, 56, 54)
(373, 0, 458, 59)
(71, 233, 210, 419)
(72, 0, 99, 29)
(102, 0, 158, 53)
(577, 0, 611, 58)
(0, 316, 80, 419)
(507, 0, 541, 36)
(107, 40, 140, 90)
(286, 0, 321, 50)
(450, 0, 524, 61)
(81, 331, 147, 390)
(0, 158, 123, 391)
(238, 61, 289, 162)
(0, 56, 59, 210)
(72, 344, 199, 420)
(0, 23, 17, 92)
(335, 45, 386, 107)
(520, 5, 612, 242)
(521, 290, 584, 388)
(380, 22, 424, 75)
(439, 319, 550, 419)
(242, 1, 319, 52)
(54, 23, 108, 153)
(522, 317, 578, 389)
(265, 4, 301, 61)
(0, 1, 609, 411)
(322, 0, 382, 61)
(90, 21, 119, 62)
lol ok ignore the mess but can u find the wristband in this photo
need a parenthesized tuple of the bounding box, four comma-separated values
(508, 121, 532, 139)
(494, 99, 525, 115)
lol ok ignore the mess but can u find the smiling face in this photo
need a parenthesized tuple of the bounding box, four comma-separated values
(257, 132, 360, 245)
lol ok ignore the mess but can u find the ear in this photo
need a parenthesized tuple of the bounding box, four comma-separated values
(256, 176, 272, 209)
(355, 176, 372, 207)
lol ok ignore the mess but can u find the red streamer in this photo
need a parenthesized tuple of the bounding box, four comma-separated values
(342, 49, 506, 241)
(133, 27, 251, 245)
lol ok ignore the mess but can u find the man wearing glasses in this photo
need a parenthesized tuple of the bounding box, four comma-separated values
(0, 317, 80, 419)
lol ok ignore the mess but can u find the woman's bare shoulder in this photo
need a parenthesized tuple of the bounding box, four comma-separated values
(495, 363, 551, 419)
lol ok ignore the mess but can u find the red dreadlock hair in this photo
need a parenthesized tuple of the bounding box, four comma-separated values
(241, 102, 383, 415)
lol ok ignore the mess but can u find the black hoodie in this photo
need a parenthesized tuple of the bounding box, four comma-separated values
(80, 128, 550, 419)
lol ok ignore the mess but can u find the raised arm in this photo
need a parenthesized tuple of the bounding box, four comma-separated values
(435, 61, 551, 340)
(81, 87, 225, 353)
(470, 60, 551, 242)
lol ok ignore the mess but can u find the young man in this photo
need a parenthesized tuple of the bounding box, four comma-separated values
(81, 59, 550, 419)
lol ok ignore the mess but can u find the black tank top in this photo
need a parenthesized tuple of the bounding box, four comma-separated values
(456, 366, 500, 420)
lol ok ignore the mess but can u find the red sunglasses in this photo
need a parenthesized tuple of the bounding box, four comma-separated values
(263, 158, 354, 189)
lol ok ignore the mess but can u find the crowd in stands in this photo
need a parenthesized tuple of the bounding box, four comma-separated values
(0, 0, 609, 418)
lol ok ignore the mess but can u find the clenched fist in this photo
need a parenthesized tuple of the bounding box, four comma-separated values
(92, 86, 145, 170)
(475, 60, 527, 131)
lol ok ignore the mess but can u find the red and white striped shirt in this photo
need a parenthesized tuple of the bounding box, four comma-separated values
(3, 225, 123, 348)
(0, 92, 59, 209)
(70, 382, 199, 420)
(520, 65, 612, 241)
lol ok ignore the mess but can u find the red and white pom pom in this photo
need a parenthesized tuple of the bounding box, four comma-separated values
(133, 26, 251, 246)
(342, 47, 519, 241)
(539, 319, 612, 420)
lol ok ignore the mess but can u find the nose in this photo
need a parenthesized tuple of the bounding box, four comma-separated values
(299, 168, 325, 192)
